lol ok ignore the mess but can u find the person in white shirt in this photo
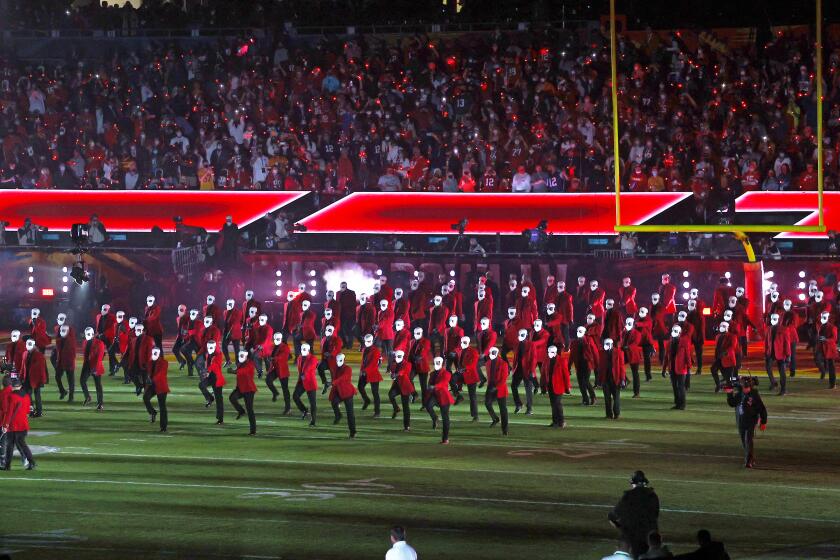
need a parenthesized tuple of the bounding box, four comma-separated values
(511, 166, 532, 192)
(601, 538, 633, 560)
(385, 526, 417, 560)
(170, 130, 190, 154)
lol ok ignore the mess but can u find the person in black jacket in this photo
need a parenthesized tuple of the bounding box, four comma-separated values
(608, 470, 660, 558)
(725, 376, 767, 468)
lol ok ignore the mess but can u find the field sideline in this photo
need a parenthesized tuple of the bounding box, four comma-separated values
(1, 341, 839, 560)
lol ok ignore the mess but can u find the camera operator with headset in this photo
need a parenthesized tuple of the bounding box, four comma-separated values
(724, 376, 767, 469)
(608, 470, 660, 559)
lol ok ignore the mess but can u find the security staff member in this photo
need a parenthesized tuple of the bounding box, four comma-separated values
(608, 470, 660, 558)
(725, 376, 768, 468)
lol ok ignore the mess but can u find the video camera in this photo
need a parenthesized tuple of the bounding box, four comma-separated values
(722, 375, 758, 394)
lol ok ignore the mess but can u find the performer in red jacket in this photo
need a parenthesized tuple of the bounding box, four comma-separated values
(182, 309, 203, 377)
(427, 295, 449, 357)
(318, 324, 342, 393)
(355, 294, 377, 350)
(454, 336, 480, 420)
(764, 313, 791, 395)
(266, 332, 292, 414)
(248, 313, 274, 378)
(321, 307, 341, 338)
(782, 299, 801, 378)
(358, 334, 383, 416)
(229, 350, 257, 435)
(597, 338, 625, 419)
(172, 304, 190, 370)
(29, 308, 50, 352)
(328, 353, 357, 438)
(530, 319, 550, 394)
(408, 278, 429, 333)
(546, 345, 571, 428)
(80, 326, 107, 410)
(293, 343, 318, 426)
(666, 325, 692, 410)
(54, 324, 77, 402)
(443, 315, 464, 372)
(474, 288, 494, 334)
(658, 273, 677, 317)
(20, 338, 47, 417)
(223, 298, 243, 366)
(816, 312, 837, 388)
(603, 300, 622, 343)
(129, 324, 155, 396)
(685, 299, 706, 376)
(569, 326, 598, 406)
(144, 295, 164, 349)
(618, 277, 638, 319)
(203, 340, 226, 423)
(407, 327, 432, 404)
(426, 357, 454, 444)
(511, 328, 535, 414)
(635, 307, 655, 381)
(387, 349, 414, 430)
(650, 293, 668, 373)
(475, 317, 496, 386)
(555, 281, 574, 349)
(375, 298, 396, 355)
(1, 378, 35, 470)
(6, 330, 26, 373)
(111, 310, 130, 377)
(484, 347, 509, 435)
(95, 304, 118, 374)
(710, 322, 739, 391)
(144, 347, 170, 432)
(621, 318, 643, 398)
(392, 288, 410, 327)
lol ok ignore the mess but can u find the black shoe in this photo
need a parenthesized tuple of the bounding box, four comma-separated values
(410, 393, 417, 404)
(83, 396, 91, 406)
(282, 408, 291, 416)
(180, 362, 187, 370)
(96, 404, 104, 411)
(333, 415, 342, 425)
(362, 400, 370, 410)
(632, 393, 640, 398)
(67, 396, 74, 403)
(236, 411, 244, 420)
(249, 430, 257, 436)
(309, 421, 316, 427)
(321, 382, 331, 395)
(160, 427, 167, 433)
(514, 405, 522, 414)
(349, 432, 356, 439)
(150, 411, 157, 423)
(272, 394, 278, 402)
(216, 419, 224, 425)
(548, 422, 559, 428)
(478, 381, 486, 389)
(25, 462, 36, 470)
(373, 412, 381, 419)
(391, 407, 400, 419)
(606, 413, 614, 419)
(301, 411, 310, 420)
(471, 416, 479, 422)
(59, 390, 67, 400)
(525, 409, 533, 416)
(454, 394, 464, 405)
(489, 417, 499, 428)
(431, 415, 438, 430)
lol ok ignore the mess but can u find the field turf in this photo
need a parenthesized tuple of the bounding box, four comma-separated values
(1, 341, 839, 560)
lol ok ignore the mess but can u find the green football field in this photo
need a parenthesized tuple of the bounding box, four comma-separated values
(1, 342, 839, 560)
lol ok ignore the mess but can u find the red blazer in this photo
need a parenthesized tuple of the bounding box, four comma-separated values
(394, 298, 411, 326)
(392, 361, 415, 396)
(378, 284, 395, 303)
(376, 307, 395, 340)
(618, 286, 638, 316)
(546, 355, 571, 394)
(407, 338, 432, 375)
(320, 334, 343, 372)
(621, 328, 643, 365)
(149, 358, 170, 395)
(543, 286, 559, 307)
(297, 354, 319, 392)
(476, 329, 498, 358)
(283, 298, 303, 333)
(115, 322, 130, 353)
(0, 386, 12, 425)
(818, 323, 838, 360)
(83, 338, 107, 376)
(445, 291, 464, 318)
(30, 317, 50, 351)
(444, 326, 464, 357)
(5, 340, 26, 372)
(458, 347, 480, 385)
(588, 287, 606, 321)
(55, 328, 77, 370)
(666, 335, 693, 375)
(144, 304, 163, 337)
(651, 304, 668, 338)
(634, 315, 653, 343)
(712, 285, 736, 317)
(176, 315, 191, 341)
(530, 330, 550, 365)
(329, 364, 357, 401)
(356, 303, 376, 336)
(409, 289, 429, 321)
(337, 290, 357, 322)
(203, 303, 225, 330)
(714, 332, 739, 368)
(569, 336, 598, 371)
(783, 310, 801, 343)
(270, 343, 291, 379)
(243, 299, 261, 323)
(686, 310, 706, 346)
(299, 310, 317, 341)
(503, 319, 524, 347)
(659, 283, 677, 314)
(225, 308, 243, 340)
(764, 326, 791, 360)
(321, 315, 341, 337)
(597, 348, 626, 385)
(249, 324, 274, 355)
(485, 358, 510, 398)
(188, 319, 205, 346)
(95, 312, 117, 343)
(199, 325, 222, 355)
(474, 297, 494, 331)
(235, 360, 258, 393)
(393, 330, 410, 353)
(21, 349, 48, 389)
(603, 310, 622, 343)
(428, 304, 450, 335)
(515, 296, 538, 328)
(360, 345, 383, 383)
(428, 369, 454, 406)
(2, 391, 30, 432)
(556, 292, 574, 324)
(511, 340, 535, 378)
(206, 351, 226, 387)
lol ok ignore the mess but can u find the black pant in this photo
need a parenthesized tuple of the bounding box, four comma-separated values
(388, 384, 411, 429)
(293, 380, 317, 424)
(641, 343, 654, 379)
(229, 389, 256, 433)
(739, 335, 748, 358)
(182, 340, 199, 376)
(558, 323, 571, 350)
(694, 341, 703, 375)
(250, 348, 268, 377)
(358, 377, 380, 414)
(266, 373, 291, 412)
(107, 342, 119, 375)
(413, 372, 428, 401)
(738, 419, 756, 465)
(671, 373, 686, 409)
(426, 397, 450, 442)
(152, 334, 163, 352)
(764, 356, 787, 393)
(340, 318, 356, 348)
(511, 371, 533, 412)
(55, 368, 75, 400)
(317, 359, 332, 387)
(212, 385, 224, 422)
(484, 392, 509, 434)
(815, 351, 837, 386)
(548, 387, 565, 426)
(198, 374, 214, 403)
(429, 332, 444, 357)
(575, 364, 596, 405)
(2, 431, 33, 469)
(80, 369, 103, 406)
(629, 364, 640, 396)
(331, 396, 357, 436)
(143, 389, 168, 430)
(172, 337, 188, 367)
(30, 387, 42, 415)
(463, 383, 478, 419)
(222, 334, 241, 364)
(377, 338, 393, 361)
(602, 377, 620, 418)
(789, 341, 797, 375)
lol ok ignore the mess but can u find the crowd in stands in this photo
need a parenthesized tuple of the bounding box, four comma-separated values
(0, 21, 839, 220)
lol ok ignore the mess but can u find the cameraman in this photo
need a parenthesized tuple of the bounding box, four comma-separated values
(725, 376, 767, 469)
(609, 470, 660, 558)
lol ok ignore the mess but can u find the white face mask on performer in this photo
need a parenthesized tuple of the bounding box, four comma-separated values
(433, 296, 442, 307)
(441, 286, 450, 296)
(116, 311, 125, 323)
(249, 308, 257, 319)
(334, 353, 345, 368)
(677, 311, 687, 322)
(507, 308, 516, 320)
(206, 295, 215, 306)
(395, 320, 404, 332)
(638, 307, 648, 318)
(364, 334, 374, 347)
(625, 317, 634, 331)
(590, 281, 599, 291)
(586, 314, 595, 326)
(152, 348, 161, 361)
(26, 339, 36, 352)
(258, 314, 268, 326)
(189, 309, 199, 321)
(477, 290, 485, 301)
(60, 325, 70, 337)
(324, 308, 333, 320)
(325, 325, 335, 337)
(410, 280, 419, 290)
(10, 330, 20, 343)
(448, 316, 458, 328)
(605, 299, 615, 310)
(128, 318, 138, 329)
(413, 328, 423, 341)
(687, 300, 697, 311)
(770, 292, 779, 302)
(651, 294, 660, 305)
(300, 343, 311, 357)
(301, 300, 311, 312)
(671, 325, 682, 338)
(783, 299, 792, 311)
(533, 320, 543, 332)
(689, 288, 698, 300)
(57, 313, 67, 326)
(770, 314, 780, 326)
(84, 327, 95, 341)
(460, 336, 470, 350)
(394, 288, 403, 300)
(723, 310, 733, 322)
(821, 312, 830, 325)
(557, 282, 566, 293)
(433, 357, 444, 371)
(815, 291, 824, 303)
(287, 292, 296, 303)
(101, 304, 110, 315)
(517, 329, 528, 342)
(735, 287, 744, 298)
(480, 318, 490, 330)
(728, 296, 738, 308)
(326, 290, 335, 301)
(178, 305, 186, 317)
(203, 317, 213, 328)
(394, 351, 405, 364)
(146, 296, 155, 307)
(547, 345, 558, 359)
(576, 326, 586, 339)
(245, 290, 254, 301)
(380, 300, 388, 312)
(521, 287, 530, 298)
(238, 350, 249, 364)
(135, 325, 144, 336)
(31, 308, 40, 319)
(509, 280, 517, 291)
(226, 299, 235, 310)
(273, 333, 283, 346)
(546, 304, 556, 315)
(622, 278, 631, 288)
(578, 276, 586, 287)
(488, 347, 500, 360)
(603, 339, 613, 351)
(719, 322, 729, 334)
